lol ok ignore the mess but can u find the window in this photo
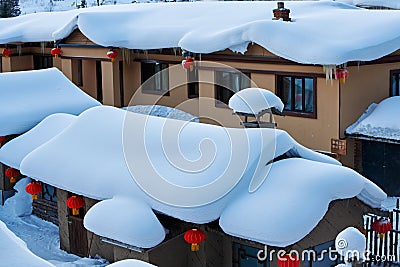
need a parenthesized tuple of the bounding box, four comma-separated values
(77, 59, 83, 86)
(390, 70, 400, 96)
(232, 242, 268, 267)
(96, 60, 103, 103)
(187, 68, 199, 98)
(33, 55, 53, 70)
(277, 75, 316, 118)
(119, 61, 125, 106)
(215, 71, 250, 105)
(41, 183, 57, 203)
(141, 61, 169, 95)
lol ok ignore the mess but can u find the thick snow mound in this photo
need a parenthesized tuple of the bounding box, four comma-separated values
(0, 68, 100, 136)
(346, 96, 400, 141)
(338, 0, 400, 9)
(2, 2, 400, 64)
(0, 113, 76, 169)
(6, 106, 384, 248)
(219, 158, 384, 247)
(0, 220, 55, 267)
(124, 105, 199, 122)
(228, 88, 284, 115)
(108, 259, 157, 267)
(335, 227, 366, 262)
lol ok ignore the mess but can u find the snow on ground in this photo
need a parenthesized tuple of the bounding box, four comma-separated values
(0, 178, 108, 267)
(346, 96, 400, 141)
(107, 259, 156, 267)
(0, 68, 100, 136)
(0, 106, 385, 248)
(3, 1, 400, 65)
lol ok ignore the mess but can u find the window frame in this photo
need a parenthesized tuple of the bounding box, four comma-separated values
(276, 74, 317, 119)
(141, 61, 170, 96)
(214, 70, 251, 107)
(390, 69, 400, 96)
(33, 54, 53, 70)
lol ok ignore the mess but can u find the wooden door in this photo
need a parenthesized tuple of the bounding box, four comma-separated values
(68, 215, 88, 257)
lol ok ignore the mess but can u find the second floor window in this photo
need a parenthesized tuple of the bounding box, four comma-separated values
(277, 75, 316, 117)
(391, 70, 400, 96)
(187, 69, 199, 98)
(215, 71, 250, 105)
(141, 62, 169, 95)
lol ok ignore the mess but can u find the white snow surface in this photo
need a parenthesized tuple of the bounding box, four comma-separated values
(346, 96, 400, 141)
(0, 219, 55, 267)
(107, 259, 157, 267)
(338, 0, 400, 9)
(124, 105, 199, 122)
(0, 68, 100, 136)
(335, 227, 366, 262)
(0, 178, 108, 267)
(228, 87, 284, 115)
(0, 106, 386, 248)
(2, 1, 400, 64)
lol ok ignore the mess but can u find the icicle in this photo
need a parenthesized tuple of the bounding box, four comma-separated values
(40, 42, 45, 54)
(122, 48, 132, 65)
(17, 45, 22, 56)
(173, 47, 177, 57)
(323, 65, 335, 84)
(199, 53, 202, 61)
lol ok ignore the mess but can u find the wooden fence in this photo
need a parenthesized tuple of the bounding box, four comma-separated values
(364, 199, 400, 266)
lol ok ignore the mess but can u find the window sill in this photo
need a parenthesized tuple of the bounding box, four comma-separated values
(214, 100, 230, 109)
(141, 89, 170, 96)
(282, 110, 317, 119)
(188, 94, 199, 99)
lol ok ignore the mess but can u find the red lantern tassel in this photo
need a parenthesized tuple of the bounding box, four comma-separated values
(31, 194, 38, 200)
(72, 208, 79, 216)
(10, 177, 16, 183)
(191, 243, 199, 252)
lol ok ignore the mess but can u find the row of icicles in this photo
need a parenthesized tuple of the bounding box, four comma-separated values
(323, 65, 350, 84)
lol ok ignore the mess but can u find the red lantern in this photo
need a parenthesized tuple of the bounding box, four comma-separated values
(5, 168, 20, 183)
(0, 136, 5, 143)
(184, 228, 206, 252)
(25, 182, 42, 200)
(66, 196, 85, 216)
(182, 57, 194, 71)
(2, 48, 11, 57)
(335, 68, 349, 84)
(107, 49, 118, 62)
(372, 218, 392, 239)
(277, 254, 301, 267)
(51, 47, 61, 59)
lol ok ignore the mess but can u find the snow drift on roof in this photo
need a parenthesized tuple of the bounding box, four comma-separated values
(228, 87, 284, 115)
(346, 96, 400, 141)
(339, 0, 400, 9)
(2, 1, 400, 64)
(0, 68, 100, 136)
(0, 220, 54, 267)
(3, 106, 384, 248)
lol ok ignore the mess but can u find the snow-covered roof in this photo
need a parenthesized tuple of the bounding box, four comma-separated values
(2, 1, 400, 65)
(0, 106, 386, 248)
(124, 105, 199, 122)
(346, 96, 400, 141)
(0, 220, 54, 267)
(338, 0, 400, 9)
(228, 88, 284, 115)
(0, 68, 100, 136)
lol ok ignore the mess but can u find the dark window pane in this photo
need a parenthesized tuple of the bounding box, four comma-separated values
(305, 78, 314, 112)
(141, 62, 169, 93)
(282, 77, 292, 110)
(215, 71, 250, 105)
(391, 72, 400, 96)
(188, 69, 199, 98)
(294, 78, 303, 111)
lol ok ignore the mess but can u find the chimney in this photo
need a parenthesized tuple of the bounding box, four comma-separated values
(273, 2, 291, 22)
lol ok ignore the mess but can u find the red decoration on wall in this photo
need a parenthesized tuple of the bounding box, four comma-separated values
(182, 57, 194, 71)
(51, 47, 62, 59)
(2, 48, 11, 57)
(372, 218, 392, 239)
(66, 196, 85, 216)
(25, 182, 42, 200)
(5, 168, 20, 183)
(335, 68, 349, 84)
(277, 254, 301, 267)
(184, 228, 206, 252)
(106, 49, 118, 62)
